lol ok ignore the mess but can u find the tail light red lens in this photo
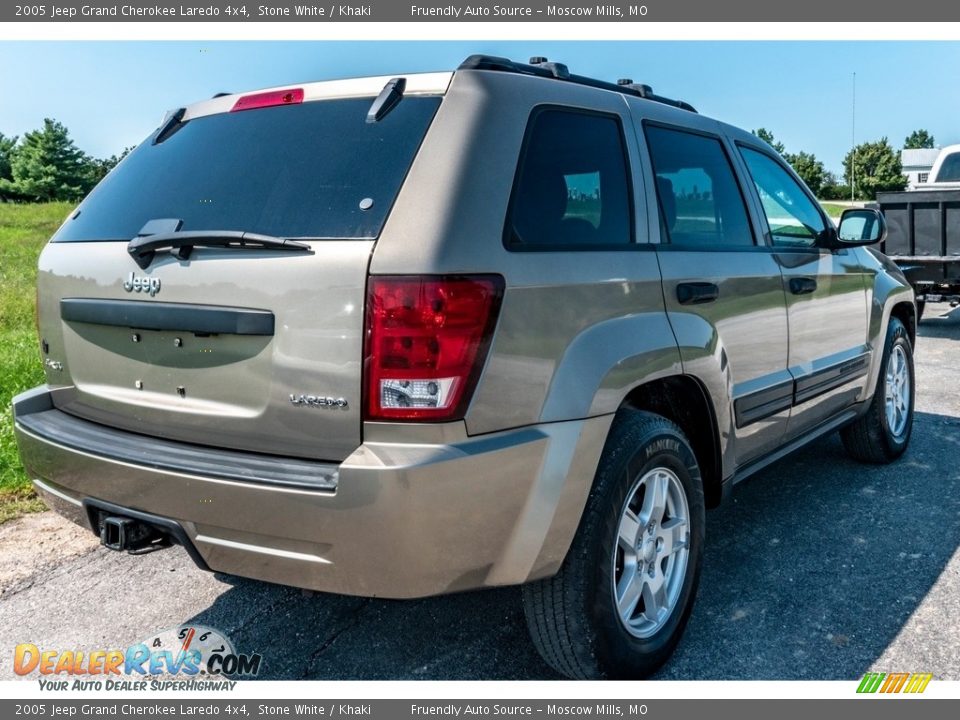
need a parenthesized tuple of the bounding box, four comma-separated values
(364, 275, 504, 421)
(231, 88, 304, 112)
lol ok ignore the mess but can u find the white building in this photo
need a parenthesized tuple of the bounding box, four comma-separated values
(901, 148, 940, 189)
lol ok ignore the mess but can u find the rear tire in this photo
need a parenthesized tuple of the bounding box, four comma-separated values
(916, 300, 925, 322)
(522, 410, 705, 679)
(841, 316, 914, 463)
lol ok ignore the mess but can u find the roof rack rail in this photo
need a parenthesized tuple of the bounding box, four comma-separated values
(458, 55, 697, 114)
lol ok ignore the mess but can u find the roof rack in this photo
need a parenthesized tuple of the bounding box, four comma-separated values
(458, 55, 697, 114)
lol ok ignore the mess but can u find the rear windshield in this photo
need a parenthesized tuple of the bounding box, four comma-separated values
(53, 96, 441, 242)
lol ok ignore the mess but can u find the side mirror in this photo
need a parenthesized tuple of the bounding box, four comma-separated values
(836, 207, 887, 246)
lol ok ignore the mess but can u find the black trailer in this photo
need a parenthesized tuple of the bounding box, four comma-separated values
(874, 189, 960, 318)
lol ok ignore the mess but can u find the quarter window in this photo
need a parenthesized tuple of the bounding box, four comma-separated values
(644, 125, 754, 247)
(740, 147, 826, 247)
(506, 109, 632, 248)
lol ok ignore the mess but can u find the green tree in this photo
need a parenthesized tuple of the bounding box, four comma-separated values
(89, 145, 136, 184)
(784, 150, 827, 196)
(843, 137, 907, 199)
(0, 132, 19, 201)
(0, 132, 17, 182)
(904, 129, 935, 149)
(752, 128, 786, 155)
(0, 119, 95, 202)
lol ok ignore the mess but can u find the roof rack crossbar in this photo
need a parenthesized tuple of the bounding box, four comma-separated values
(458, 55, 697, 114)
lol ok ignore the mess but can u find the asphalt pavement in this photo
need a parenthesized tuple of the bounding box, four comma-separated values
(1, 305, 958, 681)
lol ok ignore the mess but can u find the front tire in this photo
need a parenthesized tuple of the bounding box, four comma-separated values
(841, 316, 914, 463)
(522, 411, 705, 679)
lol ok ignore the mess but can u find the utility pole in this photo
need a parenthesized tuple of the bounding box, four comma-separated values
(851, 72, 856, 202)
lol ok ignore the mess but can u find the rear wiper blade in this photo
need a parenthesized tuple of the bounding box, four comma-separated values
(127, 231, 311, 270)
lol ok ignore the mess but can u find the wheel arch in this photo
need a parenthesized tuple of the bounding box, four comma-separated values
(620, 375, 724, 509)
(889, 300, 916, 347)
(861, 291, 916, 407)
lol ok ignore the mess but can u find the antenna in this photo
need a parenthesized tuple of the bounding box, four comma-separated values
(851, 71, 856, 202)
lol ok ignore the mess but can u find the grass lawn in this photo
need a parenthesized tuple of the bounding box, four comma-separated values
(0, 202, 72, 523)
(819, 202, 847, 220)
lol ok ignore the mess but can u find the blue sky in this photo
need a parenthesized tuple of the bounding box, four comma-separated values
(2, 41, 959, 174)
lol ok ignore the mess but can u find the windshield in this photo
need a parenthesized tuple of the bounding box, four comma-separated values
(935, 152, 960, 182)
(53, 96, 441, 242)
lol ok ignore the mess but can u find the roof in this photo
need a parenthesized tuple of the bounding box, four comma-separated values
(900, 147, 940, 169)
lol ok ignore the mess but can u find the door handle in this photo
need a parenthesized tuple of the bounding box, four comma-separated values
(789, 277, 818, 295)
(676, 282, 719, 305)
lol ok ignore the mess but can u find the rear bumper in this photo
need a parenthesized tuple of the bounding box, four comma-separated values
(13, 386, 611, 599)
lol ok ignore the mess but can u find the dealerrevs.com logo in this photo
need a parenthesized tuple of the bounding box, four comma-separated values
(14, 625, 262, 691)
(856, 672, 933, 694)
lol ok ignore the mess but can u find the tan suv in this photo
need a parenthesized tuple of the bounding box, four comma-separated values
(13, 55, 916, 679)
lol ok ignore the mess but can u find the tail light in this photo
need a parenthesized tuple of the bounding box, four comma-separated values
(364, 275, 504, 421)
(231, 88, 304, 112)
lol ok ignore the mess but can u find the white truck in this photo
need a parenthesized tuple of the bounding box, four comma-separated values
(920, 144, 960, 188)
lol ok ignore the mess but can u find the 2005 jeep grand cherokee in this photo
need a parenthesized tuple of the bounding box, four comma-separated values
(13, 55, 916, 679)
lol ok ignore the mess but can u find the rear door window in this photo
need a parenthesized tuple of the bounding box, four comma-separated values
(505, 108, 632, 249)
(644, 125, 754, 247)
(53, 96, 441, 243)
